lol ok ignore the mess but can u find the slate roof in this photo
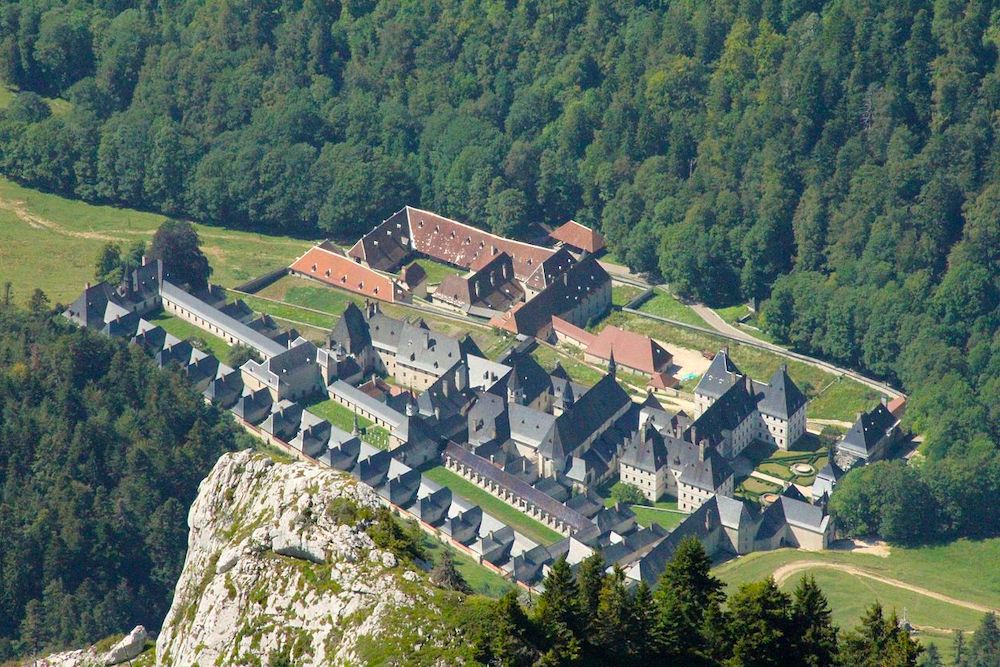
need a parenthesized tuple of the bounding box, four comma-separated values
(444, 443, 593, 533)
(435, 252, 524, 311)
(160, 281, 286, 358)
(678, 449, 734, 492)
(620, 422, 669, 473)
(467, 392, 509, 447)
(838, 403, 899, 459)
(549, 220, 606, 254)
(328, 303, 372, 355)
(694, 349, 743, 399)
(627, 497, 722, 586)
(757, 366, 808, 419)
(346, 209, 414, 271)
(686, 379, 757, 448)
(328, 380, 405, 430)
(509, 403, 558, 450)
(490, 256, 611, 337)
(544, 372, 631, 458)
(523, 247, 577, 292)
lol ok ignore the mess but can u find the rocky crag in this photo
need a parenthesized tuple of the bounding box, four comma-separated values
(153, 449, 475, 666)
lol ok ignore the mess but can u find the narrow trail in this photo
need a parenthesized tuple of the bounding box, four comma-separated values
(771, 561, 1000, 615)
(0, 197, 120, 241)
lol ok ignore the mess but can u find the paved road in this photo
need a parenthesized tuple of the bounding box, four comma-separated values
(771, 561, 1000, 615)
(690, 304, 761, 345)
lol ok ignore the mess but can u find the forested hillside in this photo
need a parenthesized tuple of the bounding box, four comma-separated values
(0, 0, 997, 540)
(0, 305, 244, 659)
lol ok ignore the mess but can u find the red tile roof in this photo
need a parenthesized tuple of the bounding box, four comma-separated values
(405, 207, 555, 282)
(587, 325, 672, 376)
(290, 246, 407, 303)
(549, 220, 606, 254)
(551, 316, 598, 348)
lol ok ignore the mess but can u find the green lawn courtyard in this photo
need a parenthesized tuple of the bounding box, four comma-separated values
(420, 465, 563, 546)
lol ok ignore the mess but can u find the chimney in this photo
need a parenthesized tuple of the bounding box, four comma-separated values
(141, 255, 148, 266)
(85, 281, 91, 290)
(880, 395, 888, 406)
(722, 345, 729, 356)
(690, 425, 697, 446)
(698, 439, 707, 462)
(745, 375, 753, 394)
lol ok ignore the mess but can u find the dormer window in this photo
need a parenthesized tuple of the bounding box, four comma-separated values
(325, 269, 331, 277)
(311, 263, 317, 272)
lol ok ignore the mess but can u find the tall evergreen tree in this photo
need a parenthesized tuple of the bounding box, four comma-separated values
(726, 578, 794, 667)
(576, 553, 606, 627)
(791, 575, 839, 666)
(652, 537, 724, 657)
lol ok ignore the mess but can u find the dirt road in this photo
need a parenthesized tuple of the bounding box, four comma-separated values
(771, 561, 1000, 615)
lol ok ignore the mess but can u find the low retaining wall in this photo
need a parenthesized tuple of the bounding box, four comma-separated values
(233, 267, 289, 294)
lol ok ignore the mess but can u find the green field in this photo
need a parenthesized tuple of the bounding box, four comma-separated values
(715, 541, 1000, 663)
(245, 274, 512, 359)
(418, 535, 515, 598)
(631, 506, 686, 530)
(421, 465, 563, 546)
(637, 290, 711, 327)
(148, 311, 232, 360)
(305, 398, 390, 448)
(0, 177, 313, 306)
(531, 343, 604, 386)
(602, 310, 881, 421)
(413, 258, 461, 284)
(611, 284, 644, 307)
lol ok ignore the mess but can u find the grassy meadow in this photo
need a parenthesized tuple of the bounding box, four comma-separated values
(0, 177, 313, 305)
(715, 539, 1000, 633)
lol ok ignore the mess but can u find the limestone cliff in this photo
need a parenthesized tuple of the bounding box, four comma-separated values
(155, 449, 475, 666)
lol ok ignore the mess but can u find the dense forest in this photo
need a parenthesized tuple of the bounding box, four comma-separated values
(0, 0, 996, 540)
(0, 305, 244, 659)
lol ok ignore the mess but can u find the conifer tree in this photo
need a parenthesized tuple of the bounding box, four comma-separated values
(534, 556, 582, 662)
(430, 548, 471, 594)
(576, 553, 605, 627)
(726, 577, 794, 666)
(965, 612, 1000, 666)
(791, 574, 839, 666)
(652, 537, 724, 657)
(841, 603, 922, 667)
(592, 566, 631, 663)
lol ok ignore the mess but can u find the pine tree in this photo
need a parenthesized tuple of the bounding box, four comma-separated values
(534, 556, 582, 661)
(791, 574, 839, 666)
(592, 566, 631, 663)
(954, 629, 966, 666)
(727, 577, 795, 667)
(652, 536, 724, 657)
(576, 553, 605, 627)
(917, 643, 942, 667)
(630, 581, 656, 662)
(966, 612, 1000, 666)
(430, 548, 471, 594)
(487, 591, 535, 667)
(842, 603, 922, 667)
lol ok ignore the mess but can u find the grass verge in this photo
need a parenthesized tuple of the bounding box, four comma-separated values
(421, 465, 563, 546)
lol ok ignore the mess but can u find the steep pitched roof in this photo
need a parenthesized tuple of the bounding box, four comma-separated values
(838, 403, 899, 458)
(549, 220, 606, 254)
(678, 450, 733, 492)
(686, 379, 757, 448)
(620, 423, 669, 473)
(346, 209, 413, 271)
(694, 349, 743, 399)
(489, 256, 610, 336)
(547, 372, 631, 457)
(328, 302, 372, 355)
(757, 365, 808, 419)
(523, 247, 577, 291)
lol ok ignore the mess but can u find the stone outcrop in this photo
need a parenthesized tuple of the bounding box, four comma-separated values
(154, 449, 471, 666)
